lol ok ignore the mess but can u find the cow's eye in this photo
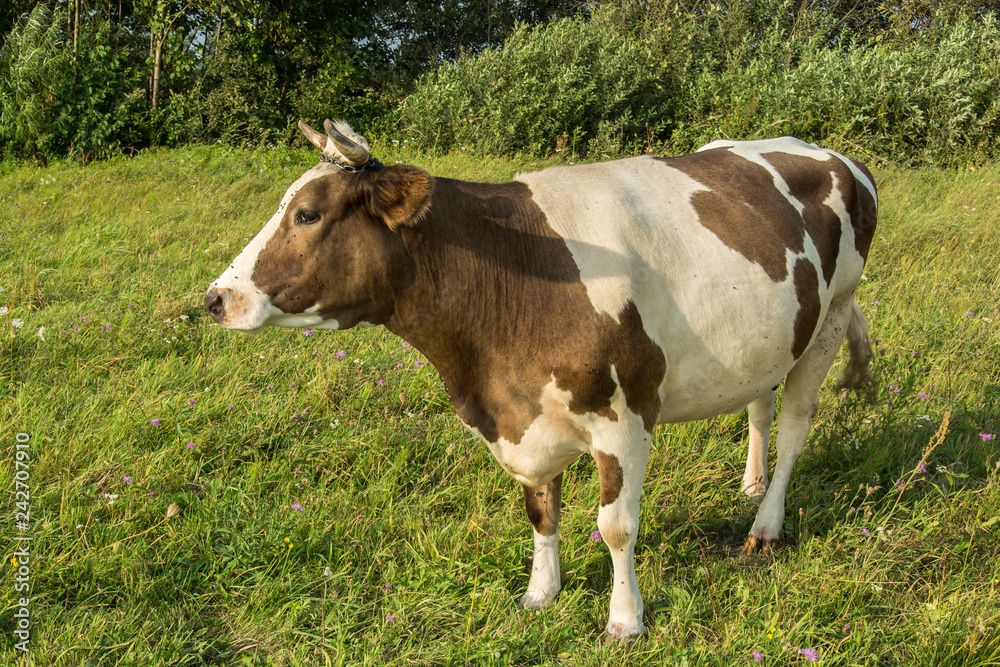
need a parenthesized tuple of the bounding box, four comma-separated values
(295, 209, 321, 225)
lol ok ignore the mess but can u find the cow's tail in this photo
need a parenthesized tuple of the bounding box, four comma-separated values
(838, 299, 873, 390)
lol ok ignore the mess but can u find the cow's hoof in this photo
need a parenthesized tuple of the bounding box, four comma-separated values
(605, 620, 647, 641)
(742, 535, 779, 556)
(519, 589, 558, 610)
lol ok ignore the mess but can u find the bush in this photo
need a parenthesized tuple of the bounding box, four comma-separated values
(400, 0, 1000, 165)
(400, 9, 687, 156)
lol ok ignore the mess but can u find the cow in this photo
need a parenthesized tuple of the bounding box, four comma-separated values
(205, 119, 877, 639)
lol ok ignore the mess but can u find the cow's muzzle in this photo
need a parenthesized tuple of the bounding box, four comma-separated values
(205, 287, 226, 322)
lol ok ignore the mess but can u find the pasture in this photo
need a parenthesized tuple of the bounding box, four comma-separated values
(1, 144, 999, 665)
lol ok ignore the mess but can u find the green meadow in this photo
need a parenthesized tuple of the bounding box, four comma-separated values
(1, 144, 998, 665)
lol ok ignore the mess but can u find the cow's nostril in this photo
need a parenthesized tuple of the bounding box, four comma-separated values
(205, 290, 225, 321)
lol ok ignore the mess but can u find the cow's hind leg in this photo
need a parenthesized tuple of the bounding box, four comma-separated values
(742, 390, 775, 501)
(743, 301, 853, 555)
(520, 474, 562, 609)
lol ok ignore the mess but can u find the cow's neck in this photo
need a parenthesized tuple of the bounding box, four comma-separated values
(385, 177, 585, 442)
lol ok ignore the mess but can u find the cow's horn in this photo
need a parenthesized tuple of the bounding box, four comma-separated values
(298, 120, 328, 151)
(324, 119, 371, 167)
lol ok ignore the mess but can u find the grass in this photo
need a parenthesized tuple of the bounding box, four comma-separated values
(1, 142, 999, 666)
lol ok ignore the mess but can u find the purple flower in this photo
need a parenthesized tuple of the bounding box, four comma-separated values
(918, 461, 927, 474)
(293, 413, 300, 419)
(861, 527, 870, 537)
(591, 530, 602, 544)
(799, 648, 819, 662)
(386, 613, 395, 623)
(150, 418, 160, 426)
(186, 442, 194, 450)
(189, 398, 197, 405)
(385, 583, 391, 591)
(414, 360, 423, 368)
(291, 503, 303, 511)
(302, 329, 314, 336)
(887, 385, 900, 393)
(377, 379, 386, 387)
(402, 341, 410, 348)
(966, 311, 975, 317)
(753, 649, 763, 662)
(268, 384, 274, 390)
(895, 478, 903, 490)
(335, 350, 346, 359)
(981, 433, 995, 442)
(918, 392, 929, 400)
(123, 476, 133, 484)
(149, 491, 156, 499)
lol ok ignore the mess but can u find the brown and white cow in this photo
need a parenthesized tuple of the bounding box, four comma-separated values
(205, 120, 877, 639)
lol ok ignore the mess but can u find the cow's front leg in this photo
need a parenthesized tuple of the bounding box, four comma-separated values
(594, 436, 651, 639)
(520, 473, 562, 609)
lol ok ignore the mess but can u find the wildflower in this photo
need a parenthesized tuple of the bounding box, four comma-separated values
(293, 413, 300, 419)
(895, 478, 902, 490)
(268, 384, 274, 390)
(981, 433, 995, 442)
(377, 379, 386, 387)
(189, 398, 197, 405)
(414, 360, 423, 368)
(12, 319, 23, 328)
(385, 583, 391, 591)
(386, 613, 396, 623)
(37, 326, 45, 341)
(918, 392, 929, 400)
(335, 350, 346, 359)
(966, 311, 975, 317)
(888, 385, 900, 394)
(302, 329, 314, 336)
(799, 648, 819, 662)
(291, 503, 303, 511)
(917, 461, 927, 474)
(753, 650, 763, 662)
(186, 442, 194, 450)
(123, 476, 133, 484)
(861, 527, 870, 537)
(590, 530, 602, 544)
(150, 418, 160, 426)
(402, 341, 410, 348)
(149, 491, 156, 499)
(0, 307, 7, 315)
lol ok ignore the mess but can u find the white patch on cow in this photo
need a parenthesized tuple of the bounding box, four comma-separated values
(482, 377, 591, 487)
(209, 164, 339, 331)
(520, 529, 561, 609)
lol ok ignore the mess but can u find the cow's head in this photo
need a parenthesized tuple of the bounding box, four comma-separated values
(205, 120, 434, 332)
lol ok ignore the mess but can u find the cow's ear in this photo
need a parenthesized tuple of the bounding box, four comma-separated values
(359, 165, 434, 232)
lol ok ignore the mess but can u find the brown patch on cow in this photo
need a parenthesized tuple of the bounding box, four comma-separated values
(845, 158, 878, 260)
(762, 152, 843, 285)
(523, 473, 562, 536)
(594, 450, 624, 507)
(659, 150, 804, 282)
(791, 258, 821, 359)
(386, 179, 667, 446)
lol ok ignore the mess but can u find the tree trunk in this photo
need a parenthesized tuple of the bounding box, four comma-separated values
(152, 33, 164, 110)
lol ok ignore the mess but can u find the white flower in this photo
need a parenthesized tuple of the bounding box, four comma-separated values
(12, 318, 24, 329)
(0, 306, 7, 315)
(36, 326, 45, 341)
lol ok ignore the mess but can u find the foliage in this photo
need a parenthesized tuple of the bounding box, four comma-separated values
(1, 146, 999, 664)
(402, 0, 1000, 165)
(400, 9, 686, 156)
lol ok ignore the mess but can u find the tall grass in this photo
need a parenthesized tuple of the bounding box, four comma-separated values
(1, 144, 998, 665)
